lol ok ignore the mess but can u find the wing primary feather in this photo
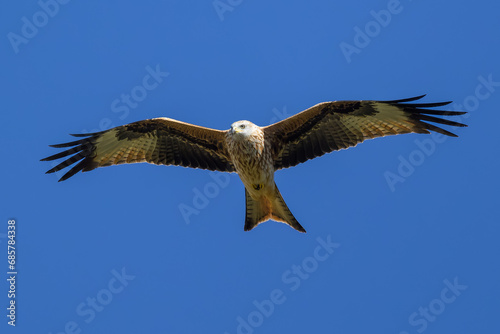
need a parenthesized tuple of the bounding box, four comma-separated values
(396, 101, 452, 108)
(418, 121, 458, 137)
(48, 138, 89, 148)
(380, 95, 426, 103)
(58, 159, 88, 182)
(412, 114, 467, 127)
(45, 152, 87, 174)
(40, 145, 85, 161)
(411, 108, 466, 116)
(69, 131, 105, 137)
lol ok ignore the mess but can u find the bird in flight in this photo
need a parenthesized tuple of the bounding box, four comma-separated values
(42, 95, 466, 233)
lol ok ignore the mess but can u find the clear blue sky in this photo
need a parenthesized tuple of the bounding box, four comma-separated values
(1, 1, 499, 333)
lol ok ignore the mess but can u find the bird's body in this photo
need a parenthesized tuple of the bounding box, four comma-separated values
(225, 120, 304, 231)
(42, 95, 467, 233)
(226, 121, 272, 194)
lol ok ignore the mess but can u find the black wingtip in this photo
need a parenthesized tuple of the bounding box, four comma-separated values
(415, 114, 467, 128)
(45, 168, 56, 174)
(379, 95, 468, 137)
(413, 108, 466, 116)
(381, 95, 454, 109)
(418, 121, 461, 137)
(70, 131, 103, 137)
(382, 94, 427, 103)
(42, 132, 99, 181)
(49, 139, 87, 148)
(401, 101, 453, 108)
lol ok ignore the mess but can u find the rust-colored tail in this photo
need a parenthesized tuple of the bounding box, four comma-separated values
(244, 183, 306, 233)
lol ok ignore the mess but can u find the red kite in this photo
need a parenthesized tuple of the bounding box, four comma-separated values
(42, 95, 466, 232)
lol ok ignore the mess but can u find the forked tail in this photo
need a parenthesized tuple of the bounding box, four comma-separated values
(244, 183, 306, 233)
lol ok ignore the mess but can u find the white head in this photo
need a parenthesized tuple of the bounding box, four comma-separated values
(229, 121, 259, 138)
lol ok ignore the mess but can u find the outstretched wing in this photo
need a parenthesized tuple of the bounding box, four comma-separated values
(264, 95, 467, 170)
(42, 118, 234, 181)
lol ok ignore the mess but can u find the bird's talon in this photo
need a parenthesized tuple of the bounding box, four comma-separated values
(253, 183, 263, 190)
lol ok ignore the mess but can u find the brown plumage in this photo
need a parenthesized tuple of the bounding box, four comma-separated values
(42, 95, 467, 232)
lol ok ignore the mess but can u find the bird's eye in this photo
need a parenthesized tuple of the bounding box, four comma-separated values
(240, 124, 245, 129)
